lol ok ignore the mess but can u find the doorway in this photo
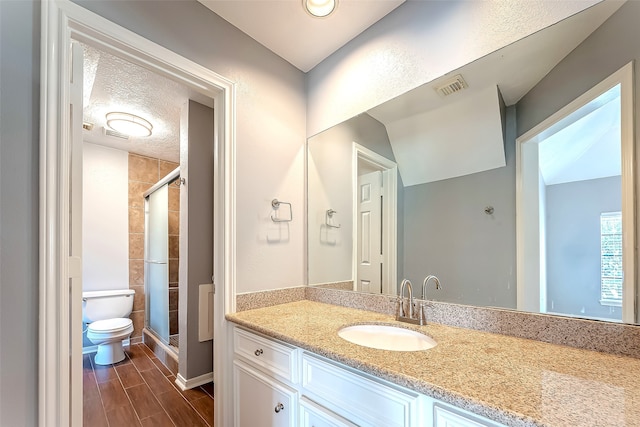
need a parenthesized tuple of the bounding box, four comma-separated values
(516, 62, 635, 323)
(40, 2, 234, 425)
(353, 143, 398, 295)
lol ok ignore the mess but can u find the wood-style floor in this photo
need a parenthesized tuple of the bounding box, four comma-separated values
(83, 343, 214, 426)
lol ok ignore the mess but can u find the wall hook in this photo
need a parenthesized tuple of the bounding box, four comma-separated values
(484, 206, 494, 215)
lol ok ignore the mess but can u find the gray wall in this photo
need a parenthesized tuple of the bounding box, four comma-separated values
(73, 0, 307, 295)
(517, 1, 640, 138)
(402, 106, 517, 308)
(546, 176, 622, 320)
(0, 1, 40, 425)
(180, 100, 214, 379)
(0, 0, 305, 423)
(516, 1, 640, 321)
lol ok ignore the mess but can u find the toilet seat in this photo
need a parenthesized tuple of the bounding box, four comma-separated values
(88, 318, 133, 334)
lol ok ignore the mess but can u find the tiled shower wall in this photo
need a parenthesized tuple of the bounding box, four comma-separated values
(128, 153, 180, 344)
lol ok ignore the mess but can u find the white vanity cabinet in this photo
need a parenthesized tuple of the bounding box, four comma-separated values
(299, 397, 359, 427)
(233, 361, 297, 427)
(233, 326, 507, 427)
(232, 327, 299, 427)
(300, 352, 423, 427)
(428, 400, 505, 427)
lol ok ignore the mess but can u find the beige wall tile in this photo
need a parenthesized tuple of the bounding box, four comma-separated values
(129, 154, 158, 184)
(129, 260, 144, 286)
(169, 311, 178, 336)
(129, 207, 144, 233)
(161, 351, 178, 375)
(142, 330, 157, 354)
(129, 233, 144, 260)
(130, 310, 145, 339)
(168, 187, 180, 212)
(168, 259, 179, 284)
(169, 289, 178, 311)
(129, 181, 150, 209)
(131, 285, 145, 312)
(168, 211, 179, 235)
(168, 235, 179, 259)
(159, 160, 179, 179)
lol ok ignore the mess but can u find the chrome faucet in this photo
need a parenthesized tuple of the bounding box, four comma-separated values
(422, 275, 441, 299)
(396, 279, 419, 324)
(419, 275, 441, 325)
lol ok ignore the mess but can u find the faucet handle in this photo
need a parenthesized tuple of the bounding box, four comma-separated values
(419, 302, 427, 326)
(396, 295, 405, 317)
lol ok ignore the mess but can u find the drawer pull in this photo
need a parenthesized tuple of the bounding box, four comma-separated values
(274, 403, 284, 413)
(254, 348, 263, 356)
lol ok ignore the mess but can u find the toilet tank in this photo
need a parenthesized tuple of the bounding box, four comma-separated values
(82, 289, 135, 323)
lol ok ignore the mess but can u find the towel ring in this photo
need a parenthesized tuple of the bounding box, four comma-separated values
(271, 199, 293, 222)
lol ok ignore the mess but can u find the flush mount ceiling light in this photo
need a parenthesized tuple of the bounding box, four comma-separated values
(304, 0, 337, 17)
(105, 112, 153, 137)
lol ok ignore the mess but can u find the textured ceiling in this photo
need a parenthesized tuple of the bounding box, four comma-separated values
(80, 43, 211, 163)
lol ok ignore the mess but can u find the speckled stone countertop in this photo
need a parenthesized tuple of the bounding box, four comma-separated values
(227, 300, 640, 427)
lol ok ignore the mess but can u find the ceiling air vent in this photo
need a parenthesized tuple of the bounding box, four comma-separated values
(102, 127, 130, 140)
(434, 74, 468, 97)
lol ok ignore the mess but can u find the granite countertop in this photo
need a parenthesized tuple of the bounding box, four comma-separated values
(227, 300, 640, 427)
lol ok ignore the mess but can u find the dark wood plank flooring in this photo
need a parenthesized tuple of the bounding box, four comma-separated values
(83, 344, 214, 426)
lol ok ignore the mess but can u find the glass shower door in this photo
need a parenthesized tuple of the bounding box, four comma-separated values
(145, 184, 169, 343)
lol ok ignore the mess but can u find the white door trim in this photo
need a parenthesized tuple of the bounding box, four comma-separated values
(516, 61, 635, 322)
(352, 143, 398, 296)
(40, 2, 236, 426)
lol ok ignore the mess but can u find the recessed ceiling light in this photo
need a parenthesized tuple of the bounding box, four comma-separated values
(105, 112, 153, 137)
(304, 0, 337, 18)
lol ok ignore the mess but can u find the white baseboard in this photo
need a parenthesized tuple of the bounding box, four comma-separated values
(175, 371, 214, 390)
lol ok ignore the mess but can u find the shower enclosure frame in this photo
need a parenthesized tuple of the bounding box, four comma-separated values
(143, 167, 181, 349)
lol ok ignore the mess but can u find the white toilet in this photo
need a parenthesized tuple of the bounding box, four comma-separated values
(82, 289, 135, 365)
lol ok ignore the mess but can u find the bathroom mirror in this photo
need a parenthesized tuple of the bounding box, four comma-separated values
(307, 1, 640, 324)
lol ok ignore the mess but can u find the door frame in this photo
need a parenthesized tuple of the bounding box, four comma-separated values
(352, 143, 398, 296)
(39, 1, 236, 426)
(515, 62, 635, 322)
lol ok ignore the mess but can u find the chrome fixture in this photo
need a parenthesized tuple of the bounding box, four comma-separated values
(419, 275, 442, 325)
(396, 279, 420, 325)
(271, 198, 293, 222)
(422, 275, 441, 299)
(325, 209, 341, 228)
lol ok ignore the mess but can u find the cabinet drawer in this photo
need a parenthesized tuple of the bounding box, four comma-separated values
(233, 360, 297, 427)
(300, 397, 358, 427)
(301, 352, 420, 427)
(234, 327, 298, 383)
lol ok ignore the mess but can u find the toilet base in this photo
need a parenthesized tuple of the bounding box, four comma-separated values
(94, 340, 126, 365)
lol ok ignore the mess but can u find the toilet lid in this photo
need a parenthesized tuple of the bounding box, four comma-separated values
(89, 318, 133, 333)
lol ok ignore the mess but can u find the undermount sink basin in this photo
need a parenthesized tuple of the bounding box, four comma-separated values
(338, 324, 437, 351)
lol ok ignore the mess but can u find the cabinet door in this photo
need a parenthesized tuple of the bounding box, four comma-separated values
(233, 360, 297, 427)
